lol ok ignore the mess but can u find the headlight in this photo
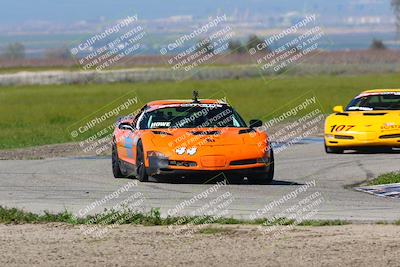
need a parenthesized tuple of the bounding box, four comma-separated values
(186, 147, 197, 155)
(325, 134, 334, 139)
(175, 147, 186, 155)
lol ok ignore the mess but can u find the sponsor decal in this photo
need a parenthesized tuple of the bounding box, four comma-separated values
(151, 122, 171, 128)
(347, 106, 373, 111)
(381, 123, 400, 131)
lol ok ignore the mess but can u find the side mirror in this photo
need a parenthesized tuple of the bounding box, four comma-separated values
(119, 122, 134, 131)
(333, 105, 344, 113)
(249, 119, 263, 128)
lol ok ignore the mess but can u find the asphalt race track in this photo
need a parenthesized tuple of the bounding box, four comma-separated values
(1, 139, 400, 222)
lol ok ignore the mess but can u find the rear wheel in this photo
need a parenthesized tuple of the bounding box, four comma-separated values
(112, 143, 125, 178)
(136, 141, 148, 182)
(248, 149, 274, 184)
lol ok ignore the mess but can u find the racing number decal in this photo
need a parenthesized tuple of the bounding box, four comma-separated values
(330, 125, 355, 132)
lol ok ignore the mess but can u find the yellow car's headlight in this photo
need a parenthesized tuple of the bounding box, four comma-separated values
(325, 134, 334, 139)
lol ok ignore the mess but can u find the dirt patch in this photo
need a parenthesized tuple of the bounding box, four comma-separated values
(0, 224, 399, 266)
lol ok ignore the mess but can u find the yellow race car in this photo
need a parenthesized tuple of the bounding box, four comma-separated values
(324, 89, 400, 153)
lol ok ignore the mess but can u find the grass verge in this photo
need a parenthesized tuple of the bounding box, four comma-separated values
(0, 206, 352, 226)
(197, 227, 236, 235)
(367, 171, 400, 186)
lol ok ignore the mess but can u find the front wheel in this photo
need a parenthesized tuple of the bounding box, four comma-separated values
(136, 141, 148, 182)
(225, 175, 244, 184)
(324, 142, 344, 154)
(248, 149, 274, 184)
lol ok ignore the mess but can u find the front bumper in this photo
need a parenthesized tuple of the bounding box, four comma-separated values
(149, 167, 271, 179)
(325, 131, 400, 148)
(147, 155, 272, 177)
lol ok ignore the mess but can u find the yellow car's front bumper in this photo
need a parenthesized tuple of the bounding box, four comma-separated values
(324, 131, 400, 148)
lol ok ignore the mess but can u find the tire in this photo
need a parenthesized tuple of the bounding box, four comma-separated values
(324, 142, 344, 154)
(225, 175, 243, 184)
(248, 148, 274, 184)
(136, 140, 148, 182)
(112, 142, 124, 178)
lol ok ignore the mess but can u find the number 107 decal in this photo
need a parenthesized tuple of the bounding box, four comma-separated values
(330, 125, 355, 132)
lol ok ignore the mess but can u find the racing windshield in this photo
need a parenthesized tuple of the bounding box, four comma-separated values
(138, 104, 247, 129)
(346, 92, 400, 111)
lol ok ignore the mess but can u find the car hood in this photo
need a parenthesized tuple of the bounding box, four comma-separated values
(326, 110, 400, 132)
(149, 128, 265, 148)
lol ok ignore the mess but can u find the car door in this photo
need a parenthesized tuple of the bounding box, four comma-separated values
(117, 106, 147, 165)
(118, 125, 136, 165)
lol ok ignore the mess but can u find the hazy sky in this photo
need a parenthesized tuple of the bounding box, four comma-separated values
(0, 0, 393, 24)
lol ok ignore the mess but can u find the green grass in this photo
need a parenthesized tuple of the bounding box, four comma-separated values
(2, 74, 400, 149)
(367, 171, 400, 186)
(0, 63, 250, 74)
(3, 206, 400, 227)
(197, 226, 235, 235)
(298, 219, 350, 226)
(0, 206, 82, 224)
(0, 206, 352, 226)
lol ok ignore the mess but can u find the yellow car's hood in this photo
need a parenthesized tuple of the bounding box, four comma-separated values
(326, 110, 400, 133)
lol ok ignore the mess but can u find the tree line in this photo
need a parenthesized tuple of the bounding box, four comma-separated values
(0, 43, 72, 60)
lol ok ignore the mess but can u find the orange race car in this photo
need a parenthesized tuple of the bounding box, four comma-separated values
(111, 92, 274, 184)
